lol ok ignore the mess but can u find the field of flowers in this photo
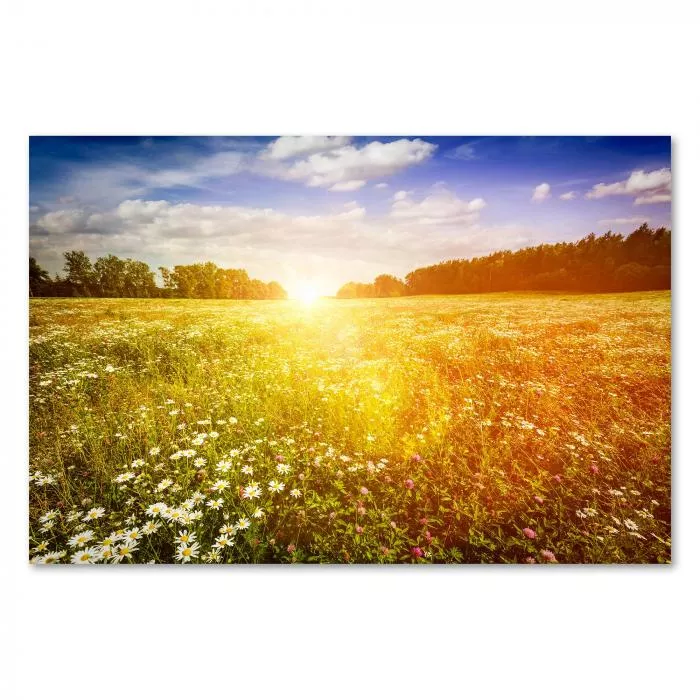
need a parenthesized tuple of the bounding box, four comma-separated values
(28, 292, 671, 564)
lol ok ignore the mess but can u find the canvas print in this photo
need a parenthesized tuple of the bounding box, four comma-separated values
(28, 136, 671, 564)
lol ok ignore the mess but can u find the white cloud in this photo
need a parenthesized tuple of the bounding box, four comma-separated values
(531, 183, 551, 203)
(328, 180, 366, 192)
(585, 168, 671, 205)
(279, 138, 437, 190)
(375, 182, 389, 189)
(31, 191, 536, 296)
(597, 217, 650, 226)
(259, 135, 351, 161)
(560, 191, 577, 200)
(447, 143, 478, 160)
(390, 187, 486, 225)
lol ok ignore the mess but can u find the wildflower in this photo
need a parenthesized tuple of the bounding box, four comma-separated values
(287, 544, 296, 554)
(540, 550, 557, 563)
(149, 446, 161, 456)
(214, 535, 233, 549)
(38, 550, 66, 564)
(290, 488, 302, 499)
(211, 479, 230, 493)
(206, 498, 224, 510)
(356, 525, 364, 534)
(145, 502, 167, 518)
(276, 463, 291, 475)
(524, 557, 536, 564)
(123, 527, 142, 542)
(534, 496, 544, 505)
(142, 521, 160, 535)
(242, 483, 262, 500)
(68, 530, 95, 548)
(360, 487, 369, 496)
(175, 541, 200, 563)
(111, 540, 139, 563)
(268, 479, 285, 493)
(404, 479, 415, 490)
(104, 365, 116, 373)
(235, 517, 251, 531)
(623, 519, 639, 532)
(83, 507, 105, 522)
(71, 548, 97, 564)
(522, 527, 537, 540)
(411, 454, 422, 462)
(174, 530, 196, 545)
(411, 546, 423, 558)
(252, 507, 264, 519)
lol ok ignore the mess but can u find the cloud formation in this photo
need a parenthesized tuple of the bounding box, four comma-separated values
(259, 135, 351, 161)
(278, 138, 437, 190)
(560, 191, 577, 200)
(585, 168, 671, 205)
(531, 183, 551, 202)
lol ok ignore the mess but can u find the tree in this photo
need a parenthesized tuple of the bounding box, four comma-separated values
(63, 250, 95, 296)
(374, 274, 407, 297)
(29, 257, 51, 296)
(94, 254, 127, 297)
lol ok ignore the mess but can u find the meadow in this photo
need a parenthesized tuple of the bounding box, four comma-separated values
(28, 292, 671, 564)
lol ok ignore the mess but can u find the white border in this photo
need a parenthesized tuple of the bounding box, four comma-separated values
(2, 2, 699, 698)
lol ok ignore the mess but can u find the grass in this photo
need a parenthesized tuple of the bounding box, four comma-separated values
(28, 291, 671, 564)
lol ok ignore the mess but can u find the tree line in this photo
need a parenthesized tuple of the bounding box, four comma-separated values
(336, 224, 671, 297)
(29, 251, 287, 299)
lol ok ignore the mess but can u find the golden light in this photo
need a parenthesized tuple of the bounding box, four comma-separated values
(292, 280, 321, 306)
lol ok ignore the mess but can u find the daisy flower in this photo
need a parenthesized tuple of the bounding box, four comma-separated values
(290, 489, 302, 499)
(268, 479, 285, 494)
(175, 541, 200, 563)
(68, 530, 95, 548)
(83, 507, 106, 522)
(71, 548, 97, 564)
(206, 498, 224, 510)
(110, 540, 139, 563)
(242, 483, 262, 500)
(235, 517, 251, 531)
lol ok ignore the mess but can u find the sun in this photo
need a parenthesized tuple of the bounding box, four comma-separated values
(292, 280, 321, 306)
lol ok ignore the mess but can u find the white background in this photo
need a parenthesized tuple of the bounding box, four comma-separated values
(1, 2, 698, 698)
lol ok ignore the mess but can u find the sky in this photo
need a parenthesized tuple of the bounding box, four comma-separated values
(29, 136, 672, 295)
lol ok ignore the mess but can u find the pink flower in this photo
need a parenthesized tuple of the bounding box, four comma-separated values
(522, 527, 537, 539)
(380, 546, 390, 556)
(419, 517, 428, 526)
(360, 486, 369, 496)
(540, 549, 557, 563)
(357, 506, 366, 516)
(411, 454, 422, 462)
(275, 455, 284, 462)
(404, 479, 415, 490)
(525, 556, 536, 564)
(287, 544, 296, 553)
(554, 475, 562, 483)
(411, 546, 423, 558)
(356, 525, 364, 534)
(534, 496, 544, 505)
(590, 464, 599, 475)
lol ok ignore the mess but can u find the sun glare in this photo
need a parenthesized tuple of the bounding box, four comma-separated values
(293, 280, 321, 305)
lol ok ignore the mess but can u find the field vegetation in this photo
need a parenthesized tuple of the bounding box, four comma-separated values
(28, 292, 671, 564)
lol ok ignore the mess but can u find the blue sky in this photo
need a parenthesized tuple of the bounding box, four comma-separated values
(29, 136, 671, 294)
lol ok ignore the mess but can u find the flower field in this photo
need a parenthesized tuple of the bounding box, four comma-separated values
(28, 292, 671, 564)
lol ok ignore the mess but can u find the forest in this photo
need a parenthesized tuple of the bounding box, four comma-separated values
(29, 252, 287, 299)
(336, 224, 671, 297)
